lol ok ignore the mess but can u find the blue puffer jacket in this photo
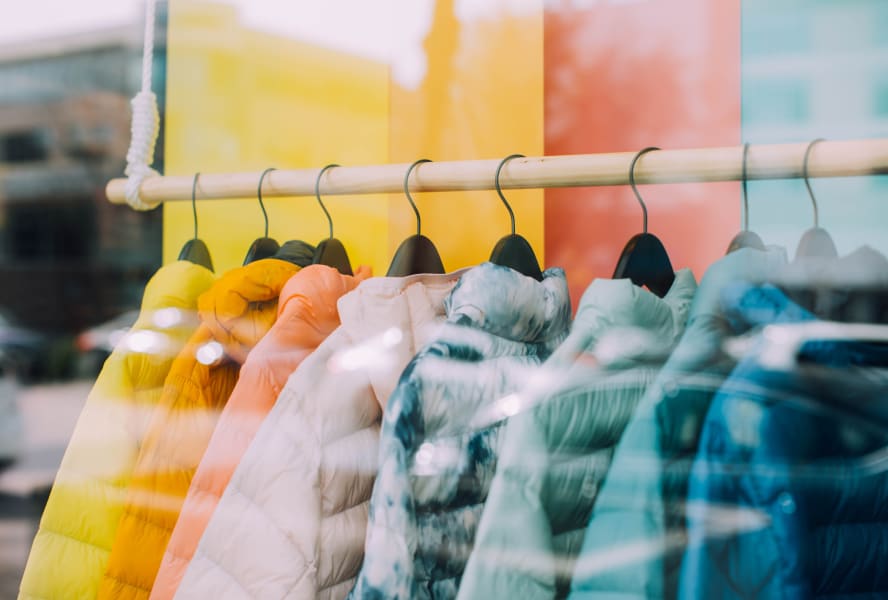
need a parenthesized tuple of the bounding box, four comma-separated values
(569, 247, 788, 600)
(680, 284, 888, 599)
(348, 263, 572, 600)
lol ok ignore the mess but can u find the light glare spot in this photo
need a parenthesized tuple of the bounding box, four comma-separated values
(153, 308, 183, 329)
(196, 342, 224, 365)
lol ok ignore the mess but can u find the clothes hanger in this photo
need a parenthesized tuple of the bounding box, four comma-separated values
(310, 164, 353, 275)
(243, 167, 281, 265)
(795, 138, 838, 260)
(387, 159, 446, 276)
(177, 172, 214, 271)
(726, 143, 766, 254)
(612, 146, 676, 297)
(488, 154, 544, 281)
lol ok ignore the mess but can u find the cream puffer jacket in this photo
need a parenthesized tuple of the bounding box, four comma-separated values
(174, 271, 465, 600)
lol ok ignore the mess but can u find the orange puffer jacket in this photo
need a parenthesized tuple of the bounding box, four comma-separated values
(97, 258, 300, 600)
(150, 264, 370, 600)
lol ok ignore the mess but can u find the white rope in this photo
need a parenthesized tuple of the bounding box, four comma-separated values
(124, 0, 161, 211)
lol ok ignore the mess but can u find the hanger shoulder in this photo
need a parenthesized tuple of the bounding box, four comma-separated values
(387, 234, 445, 277)
(243, 237, 280, 265)
(726, 230, 766, 255)
(613, 232, 675, 297)
(178, 238, 214, 272)
(489, 234, 543, 281)
(795, 226, 838, 260)
(313, 238, 354, 275)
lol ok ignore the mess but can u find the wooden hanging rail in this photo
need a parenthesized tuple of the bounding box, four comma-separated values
(106, 138, 888, 207)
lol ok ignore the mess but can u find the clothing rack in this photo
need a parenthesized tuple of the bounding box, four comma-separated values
(105, 138, 888, 208)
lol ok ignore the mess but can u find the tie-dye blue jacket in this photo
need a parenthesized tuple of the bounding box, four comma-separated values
(348, 263, 572, 600)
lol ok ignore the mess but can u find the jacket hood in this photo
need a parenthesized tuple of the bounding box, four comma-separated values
(335, 269, 467, 406)
(444, 263, 572, 346)
(135, 261, 216, 327)
(277, 263, 371, 324)
(197, 258, 300, 364)
(554, 267, 698, 366)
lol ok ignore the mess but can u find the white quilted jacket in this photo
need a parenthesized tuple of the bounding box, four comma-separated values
(174, 270, 464, 600)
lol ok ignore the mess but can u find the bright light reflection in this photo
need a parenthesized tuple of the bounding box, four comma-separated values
(125, 331, 167, 355)
(498, 394, 522, 418)
(153, 308, 183, 329)
(328, 327, 403, 373)
(196, 341, 224, 365)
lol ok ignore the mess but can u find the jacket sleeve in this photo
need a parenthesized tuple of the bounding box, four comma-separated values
(98, 330, 239, 600)
(458, 406, 557, 599)
(176, 327, 381, 599)
(568, 318, 729, 600)
(150, 351, 283, 600)
(347, 366, 423, 600)
(18, 294, 208, 600)
(18, 349, 156, 600)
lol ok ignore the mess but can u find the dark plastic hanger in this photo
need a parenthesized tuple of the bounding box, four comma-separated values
(489, 154, 543, 281)
(612, 146, 676, 298)
(387, 159, 446, 276)
(311, 164, 353, 275)
(795, 138, 838, 260)
(726, 143, 766, 254)
(243, 167, 281, 265)
(178, 172, 214, 271)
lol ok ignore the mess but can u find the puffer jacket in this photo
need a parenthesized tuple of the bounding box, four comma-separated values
(680, 284, 888, 599)
(151, 264, 371, 600)
(348, 263, 572, 600)
(98, 258, 300, 600)
(17, 261, 215, 600)
(458, 269, 697, 600)
(568, 248, 788, 600)
(173, 270, 464, 600)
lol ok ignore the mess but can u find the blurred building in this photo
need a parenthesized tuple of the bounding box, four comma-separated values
(0, 18, 166, 336)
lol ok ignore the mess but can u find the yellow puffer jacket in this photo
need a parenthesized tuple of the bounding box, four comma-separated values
(98, 258, 299, 600)
(18, 260, 216, 600)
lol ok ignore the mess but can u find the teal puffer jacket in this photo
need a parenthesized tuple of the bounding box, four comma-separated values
(568, 248, 787, 600)
(457, 269, 696, 600)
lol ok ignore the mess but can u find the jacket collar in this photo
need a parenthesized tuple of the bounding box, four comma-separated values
(335, 270, 467, 406)
(444, 263, 572, 347)
(552, 268, 698, 366)
(198, 258, 300, 364)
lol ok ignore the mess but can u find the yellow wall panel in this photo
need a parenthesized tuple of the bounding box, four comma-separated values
(164, 0, 544, 276)
(164, 0, 390, 274)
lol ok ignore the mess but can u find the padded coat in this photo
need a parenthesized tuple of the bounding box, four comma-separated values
(98, 258, 300, 600)
(568, 248, 788, 600)
(680, 284, 888, 599)
(174, 270, 463, 600)
(18, 261, 215, 600)
(151, 265, 370, 600)
(348, 263, 572, 600)
(458, 269, 696, 600)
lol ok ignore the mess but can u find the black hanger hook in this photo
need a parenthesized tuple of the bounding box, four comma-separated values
(257, 167, 276, 238)
(741, 143, 750, 232)
(404, 159, 431, 236)
(495, 154, 525, 236)
(315, 164, 340, 239)
(191, 172, 200, 240)
(629, 147, 660, 234)
(803, 138, 825, 228)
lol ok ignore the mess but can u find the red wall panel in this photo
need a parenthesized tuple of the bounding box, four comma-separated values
(545, 0, 741, 308)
